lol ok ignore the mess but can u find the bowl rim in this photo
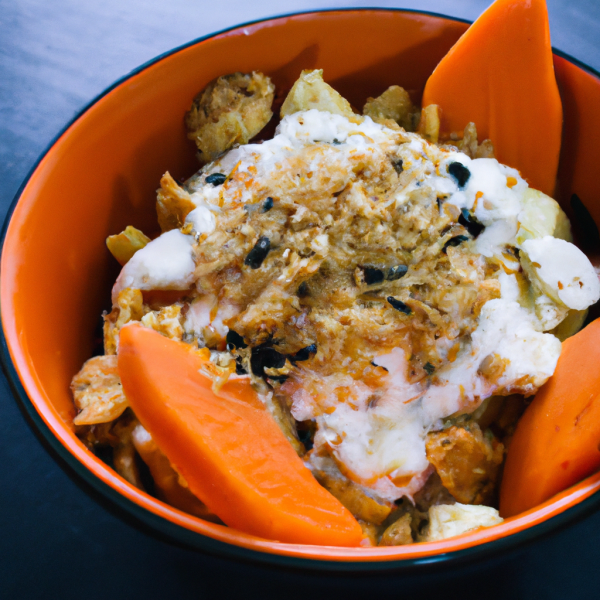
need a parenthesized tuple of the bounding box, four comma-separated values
(3, 6, 600, 572)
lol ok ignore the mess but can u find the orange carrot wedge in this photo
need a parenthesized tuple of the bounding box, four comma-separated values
(500, 318, 600, 517)
(421, 0, 562, 196)
(117, 323, 362, 546)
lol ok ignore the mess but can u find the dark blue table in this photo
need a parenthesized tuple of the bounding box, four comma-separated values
(2, 1, 600, 597)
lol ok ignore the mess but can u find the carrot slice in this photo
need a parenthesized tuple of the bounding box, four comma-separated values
(421, 0, 562, 196)
(117, 323, 362, 546)
(499, 318, 600, 517)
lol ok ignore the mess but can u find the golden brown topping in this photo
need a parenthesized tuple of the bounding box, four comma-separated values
(71, 355, 128, 426)
(103, 288, 145, 354)
(280, 69, 354, 118)
(156, 171, 196, 232)
(185, 72, 275, 163)
(363, 85, 419, 132)
(312, 457, 392, 525)
(426, 422, 504, 505)
(418, 104, 441, 143)
(111, 413, 144, 489)
(379, 512, 413, 546)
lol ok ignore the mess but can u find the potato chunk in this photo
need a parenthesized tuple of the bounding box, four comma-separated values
(185, 71, 275, 164)
(422, 503, 502, 541)
(425, 422, 504, 505)
(71, 355, 128, 426)
(280, 69, 354, 118)
(106, 226, 150, 266)
(363, 85, 418, 131)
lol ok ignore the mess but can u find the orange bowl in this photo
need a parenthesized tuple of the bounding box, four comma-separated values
(3, 8, 600, 570)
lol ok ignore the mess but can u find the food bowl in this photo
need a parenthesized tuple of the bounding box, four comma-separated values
(3, 8, 600, 570)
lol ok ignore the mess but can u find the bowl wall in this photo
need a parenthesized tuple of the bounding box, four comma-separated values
(3, 8, 600, 569)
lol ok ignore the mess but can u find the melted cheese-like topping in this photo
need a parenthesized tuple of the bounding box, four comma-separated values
(118, 110, 599, 502)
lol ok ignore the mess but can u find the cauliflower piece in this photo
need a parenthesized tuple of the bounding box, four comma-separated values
(516, 187, 572, 245)
(422, 503, 503, 541)
(186, 71, 275, 163)
(71, 355, 128, 425)
(521, 236, 600, 310)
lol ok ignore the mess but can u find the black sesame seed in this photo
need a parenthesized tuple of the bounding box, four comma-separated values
(424, 362, 435, 375)
(205, 172, 227, 186)
(443, 235, 470, 253)
(371, 361, 388, 372)
(244, 236, 271, 269)
(363, 266, 385, 285)
(262, 197, 274, 212)
(458, 208, 485, 238)
(387, 296, 412, 315)
(290, 344, 317, 362)
(250, 346, 286, 377)
(226, 330, 247, 351)
(447, 162, 471, 188)
(386, 264, 408, 281)
(297, 281, 309, 298)
(393, 159, 404, 174)
(332, 138, 342, 145)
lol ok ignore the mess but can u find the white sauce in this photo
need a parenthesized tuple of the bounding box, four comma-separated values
(112, 230, 195, 302)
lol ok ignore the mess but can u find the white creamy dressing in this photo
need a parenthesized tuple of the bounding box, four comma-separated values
(112, 229, 196, 302)
(114, 109, 600, 502)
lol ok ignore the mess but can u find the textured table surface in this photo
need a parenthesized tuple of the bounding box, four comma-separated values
(2, 1, 600, 598)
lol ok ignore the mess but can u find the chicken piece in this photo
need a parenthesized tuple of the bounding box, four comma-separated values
(363, 85, 419, 131)
(379, 512, 413, 546)
(425, 421, 504, 505)
(156, 172, 196, 232)
(185, 71, 274, 164)
(310, 455, 392, 525)
(106, 226, 151, 266)
(103, 288, 145, 354)
(131, 423, 221, 521)
(71, 355, 128, 426)
(280, 69, 354, 118)
(112, 413, 144, 489)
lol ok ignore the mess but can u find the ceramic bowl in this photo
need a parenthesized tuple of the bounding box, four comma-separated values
(3, 8, 600, 571)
